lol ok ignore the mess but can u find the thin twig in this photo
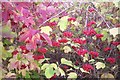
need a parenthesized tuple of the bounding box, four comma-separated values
(84, 4, 90, 28)
(96, 10, 111, 28)
(39, 3, 74, 27)
(90, 2, 111, 28)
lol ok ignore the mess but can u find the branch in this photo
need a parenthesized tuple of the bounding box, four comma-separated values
(84, 4, 90, 28)
(39, 3, 74, 27)
(90, 2, 111, 28)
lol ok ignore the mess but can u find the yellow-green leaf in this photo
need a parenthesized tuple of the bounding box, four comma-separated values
(50, 17, 59, 22)
(58, 67, 65, 76)
(45, 66, 55, 79)
(101, 73, 115, 79)
(25, 71, 30, 78)
(58, 16, 69, 31)
(83, 53, 89, 62)
(73, 65, 79, 69)
(63, 46, 72, 53)
(67, 72, 77, 79)
(2, 20, 17, 38)
(2, 47, 12, 60)
(61, 58, 73, 67)
(39, 58, 50, 64)
(41, 26, 52, 35)
(89, 59, 95, 64)
(101, 30, 108, 41)
(95, 62, 105, 70)
(95, 28, 101, 33)
(80, 68, 89, 73)
(41, 63, 49, 70)
(50, 63, 57, 70)
(7, 46, 15, 53)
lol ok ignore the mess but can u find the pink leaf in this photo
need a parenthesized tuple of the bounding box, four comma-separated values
(47, 6, 56, 15)
(19, 28, 38, 42)
(40, 33, 52, 46)
(24, 17, 35, 26)
(21, 8, 31, 18)
(26, 43, 35, 50)
(2, 11, 10, 23)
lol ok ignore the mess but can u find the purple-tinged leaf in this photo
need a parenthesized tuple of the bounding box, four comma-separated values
(19, 28, 38, 42)
(21, 8, 31, 18)
(40, 33, 52, 46)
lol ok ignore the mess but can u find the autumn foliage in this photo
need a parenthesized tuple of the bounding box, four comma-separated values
(1, 2, 120, 79)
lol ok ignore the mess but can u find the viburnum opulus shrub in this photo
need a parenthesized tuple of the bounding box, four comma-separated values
(1, 2, 120, 79)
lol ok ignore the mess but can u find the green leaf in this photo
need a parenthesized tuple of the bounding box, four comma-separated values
(17, 54, 21, 60)
(95, 28, 101, 33)
(2, 47, 12, 60)
(41, 63, 49, 70)
(2, 20, 17, 38)
(101, 30, 108, 41)
(7, 52, 12, 58)
(41, 26, 52, 35)
(25, 72, 30, 78)
(95, 62, 105, 70)
(45, 66, 55, 79)
(67, 72, 77, 79)
(89, 59, 95, 64)
(50, 63, 57, 70)
(73, 65, 79, 69)
(61, 58, 73, 67)
(31, 71, 40, 79)
(3, 39, 11, 45)
(50, 17, 59, 22)
(106, 14, 113, 20)
(58, 16, 69, 31)
(2, 21, 11, 32)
